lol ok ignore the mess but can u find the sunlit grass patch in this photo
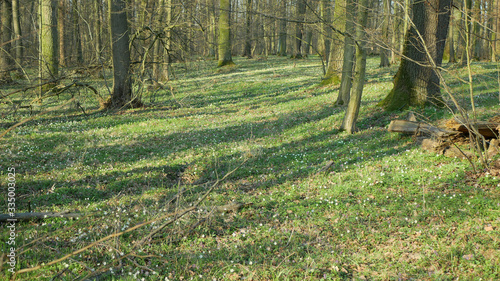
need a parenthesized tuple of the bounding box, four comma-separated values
(1, 56, 499, 280)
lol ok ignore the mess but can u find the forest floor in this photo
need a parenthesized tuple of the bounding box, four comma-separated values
(1, 56, 499, 280)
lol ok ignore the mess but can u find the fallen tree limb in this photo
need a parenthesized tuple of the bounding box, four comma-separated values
(0, 211, 82, 222)
(388, 120, 457, 138)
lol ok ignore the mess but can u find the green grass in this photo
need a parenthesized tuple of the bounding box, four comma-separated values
(1, 56, 499, 280)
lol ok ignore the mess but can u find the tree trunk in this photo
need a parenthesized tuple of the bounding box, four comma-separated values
(161, 0, 172, 81)
(94, 0, 102, 63)
(380, 0, 452, 111)
(379, 0, 390, 67)
(277, 0, 287, 56)
(341, 0, 369, 133)
(217, 0, 234, 66)
(320, 0, 332, 63)
(321, 0, 345, 86)
(460, 0, 472, 66)
(72, 0, 83, 64)
(293, 0, 306, 58)
(58, 0, 66, 67)
(105, 0, 140, 109)
(333, 0, 355, 103)
(12, 0, 22, 67)
(0, 0, 13, 84)
(243, 0, 252, 58)
(448, 4, 456, 63)
(39, 0, 58, 81)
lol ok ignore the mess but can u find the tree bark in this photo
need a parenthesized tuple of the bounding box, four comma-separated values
(380, 0, 452, 111)
(293, 0, 306, 58)
(333, 0, 355, 103)
(72, 0, 83, 64)
(58, 0, 66, 67)
(105, 0, 140, 109)
(39, 0, 58, 81)
(319, 0, 332, 63)
(217, 0, 234, 66)
(341, 0, 369, 133)
(243, 0, 252, 58)
(0, 0, 13, 84)
(379, 0, 390, 67)
(321, 0, 346, 85)
(12, 0, 22, 67)
(277, 0, 287, 56)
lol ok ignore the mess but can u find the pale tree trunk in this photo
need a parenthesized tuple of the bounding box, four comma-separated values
(72, 0, 83, 64)
(161, 0, 172, 81)
(218, 0, 234, 66)
(491, 0, 499, 62)
(58, 0, 66, 67)
(293, 0, 306, 58)
(243, 0, 252, 57)
(334, 0, 355, 103)
(39, 0, 58, 81)
(460, 0, 472, 66)
(277, 0, 287, 56)
(341, 0, 369, 133)
(319, 0, 332, 63)
(321, 0, 346, 85)
(105, 0, 141, 109)
(0, 0, 13, 84)
(472, 0, 482, 60)
(379, 0, 390, 67)
(12, 0, 22, 67)
(94, 0, 102, 63)
(448, 5, 456, 63)
(380, 0, 452, 110)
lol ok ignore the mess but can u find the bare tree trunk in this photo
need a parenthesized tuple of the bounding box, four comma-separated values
(39, 0, 58, 81)
(94, 0, 102, 63)
(72, 0, 83, 64)
(334, 0, 355, 103)
(12, 0, 22, 68)
(293, 0, 306, 58)
(379, 0, 390, 67)
(218, 0, 234, 66)
(105, 0, 141, 109)
(277, 0, 287, 56)
(0, 0, 13, 84)
(341, 0, 369, 133)
(380, 0, 452, 110)
(319, 0, 332, 63)
(58, 0, 66, 67)
(243, 0, 252, 57)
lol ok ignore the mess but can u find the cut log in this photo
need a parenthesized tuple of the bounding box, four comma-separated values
(0, 211, 82, 222)
(446, 118, 500, 138)
(388, 120, 457, 138)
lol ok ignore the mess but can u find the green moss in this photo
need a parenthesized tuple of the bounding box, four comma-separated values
(320, 74, 341, 86)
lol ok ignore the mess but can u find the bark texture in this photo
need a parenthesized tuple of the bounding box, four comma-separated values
(0, 0, 13, 83)
(380, 0, 452, 111)
(104, 0, 140, 109)
(217, 0, 234, 67)
(39, 0, 58, 81)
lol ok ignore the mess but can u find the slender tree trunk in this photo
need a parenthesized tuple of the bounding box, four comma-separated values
(341, 0, 369, 133)
(333, 0, 355, 103)
(321, 0, 345, 85)
(39, 0, 58, 81)
(58, 0, 66, 67)
(218, 0, 234, 66)
(0, 0, 13, 83)
(12, 0, 22, 67)
(491, 0, 499, 62)
(303, 28, 313, 56)
(447, 4, 456, 63)
(72, 0, 83, 64)
(161, 0, 172, 80)
(460, 0, 472, 66)
(277, 0, 287, 56)
(320, 0, 332, 63)
(293, 0, 306, 58)
(94, 0, 102, 63)
(105, 0, 141, 109)
(380, 0, 452, 110)
(243, 0, 252, 57)
(379, 0, 390, 67)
